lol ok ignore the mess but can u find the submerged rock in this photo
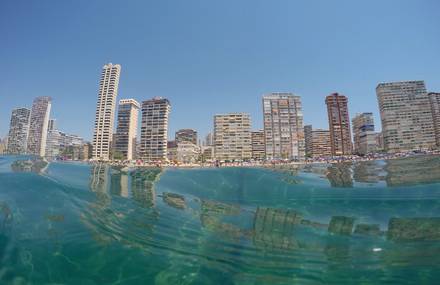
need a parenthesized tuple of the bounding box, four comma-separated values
(354, 223, 381, 236)
(387, 217, 440, 241)
(328, 216, 355, 235)
(162, 192, 186, 209)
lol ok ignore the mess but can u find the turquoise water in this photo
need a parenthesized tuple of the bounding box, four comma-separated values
(0, 155, 440, 284)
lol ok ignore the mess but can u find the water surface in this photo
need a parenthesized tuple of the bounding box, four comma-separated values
(0, 155, 440, 284)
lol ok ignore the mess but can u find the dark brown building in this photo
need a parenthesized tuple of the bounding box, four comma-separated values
(325, 93, 353, 155)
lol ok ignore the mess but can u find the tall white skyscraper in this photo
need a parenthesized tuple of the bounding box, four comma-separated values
(377, 81, 436, 153)
(140, 97, 171, 162)
(114, 99, 140, 160)
(7, 107, 31, 154)
(27, 96, 52, 157)
(92, 63, 121, 160)
(263, 93, 305, 160)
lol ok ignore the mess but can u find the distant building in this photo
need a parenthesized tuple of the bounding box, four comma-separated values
(82, 143, 93, 160)
(45, 130, 62, 158)
(48, 119, 56, 131)
(7, 107, 31, 154)
(140, 97, 171, 162)
(175, 129, 197, 145)
(352, 113, 377, 155)
(204, 133, 213, 146)
(309, 129, 332, 158)
(214, 113, 251, 161)
(251, 130, 265, 160)
(167, 141, 178, 162)
(27, 96, 52, 157)
(114, 99, 140, 160)
(375, 132, 384, 152)
(92, 63, 121, 160)
(263, 93, 305, 160)
(175, 142, 200, 164)
(304, 125, 313, 157)
(377, 81, 436, 152)
(201, 146, 213, 161)
(429, 92, 440, 147)
(45, 130, 84, 159)
(0, 138, 7, 155)
(325, 93, 352, 155)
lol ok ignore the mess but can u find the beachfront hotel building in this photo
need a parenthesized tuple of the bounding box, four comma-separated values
(140, 97, 171, 162)
(352, 112, 377, 155)
(251, 130, 265, 160)
(376, 81, 436, 153)
(213, 113, 252, 161)
(27, 96, 52, 157)
(307, 128, 332, 158)
(92, 63, 121, 160)
(114, 99, 140, 160)
(304, 125, 313, 157)
(7, 107, 31, 154)
(429, 92, 440, 147)
(325, 93, 352, 155)
(262, 93, 305, 160)
(175, 129, 197, 145)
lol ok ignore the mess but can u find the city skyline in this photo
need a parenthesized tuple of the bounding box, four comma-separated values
(1, 1, 440, 141)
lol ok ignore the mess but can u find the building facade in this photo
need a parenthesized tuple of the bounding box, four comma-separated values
(310, 129, 332, 158)
(376, 81, 436, 153)
(304, 125, 313, 157)
(175, 129, 197, 145)
(325, 93, 352, 155)
(263, 93, 305, 160)
(92, 63, 121, 160)
(429, 92, 440, 147)
(7, 107, 31, 154)
(140, 97, 171, 162)
(251, 130, 265, 160)
(214, 113, 251, 161)
(114, 99, 140, 160)
(352, 113, 377, 155)
(27, 96, 52, 157)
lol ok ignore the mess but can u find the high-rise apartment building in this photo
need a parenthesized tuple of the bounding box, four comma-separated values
(114, 99, 140, 160)
(310, 129, 332, 157)
(429, 92, 440, 147)
(140, 97, 171, 162)
(325, 93, 352, 155)
(204, 133, 213, 146)
(352, 112, 377, 155)
(27, 96, 52, 157)
(7, 108, 31, 154)
(263, 93, 305, 160)
(92, 63, 121, 160)
(214, 113, 251, 161)
(304, 125, 313, 157)
(48, 119, 56, 131)
(376, 81, 436, 152)
(175, 129, 197, 145)
(251, 130, 265, 160)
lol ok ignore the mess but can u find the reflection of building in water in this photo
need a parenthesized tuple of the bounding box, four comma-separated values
(385, 156, 440, 186)
(326, 163, 353, 187)
(253, 207, 302, 250)
(90, 164, 110, 193)
(120, 174, 129, 198)
(130, 169, 161, 208)
(353, 161, 385, 183)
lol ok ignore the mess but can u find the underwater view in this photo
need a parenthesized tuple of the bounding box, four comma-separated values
(0, 155, 440, 284)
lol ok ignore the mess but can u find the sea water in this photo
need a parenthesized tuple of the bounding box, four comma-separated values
(0, 155, 439, 284)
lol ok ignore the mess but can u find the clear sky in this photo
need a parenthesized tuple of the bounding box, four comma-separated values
(1, 0, 440, 141)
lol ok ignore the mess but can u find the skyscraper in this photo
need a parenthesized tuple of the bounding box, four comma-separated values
(304, 125, 313, 157)
(27, 96, 52, 156)
(325, 93, 352, 155)
(175, 129, 197, 145)
(92, 63, 121, 160)
(214, 113, 251, 161)
(263, 93, 305, 160)
(429, 92, 440, 147)
(7, 107, 31, 154)
(376, 81, 436, 152)
(352, 112, 377, 155)
(251, 130, 265, 160)
(140, 97, 171, 162)
(114, 99, 140, 160)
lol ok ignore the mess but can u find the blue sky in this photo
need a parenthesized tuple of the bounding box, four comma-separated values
(1, 0, 440, 141)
